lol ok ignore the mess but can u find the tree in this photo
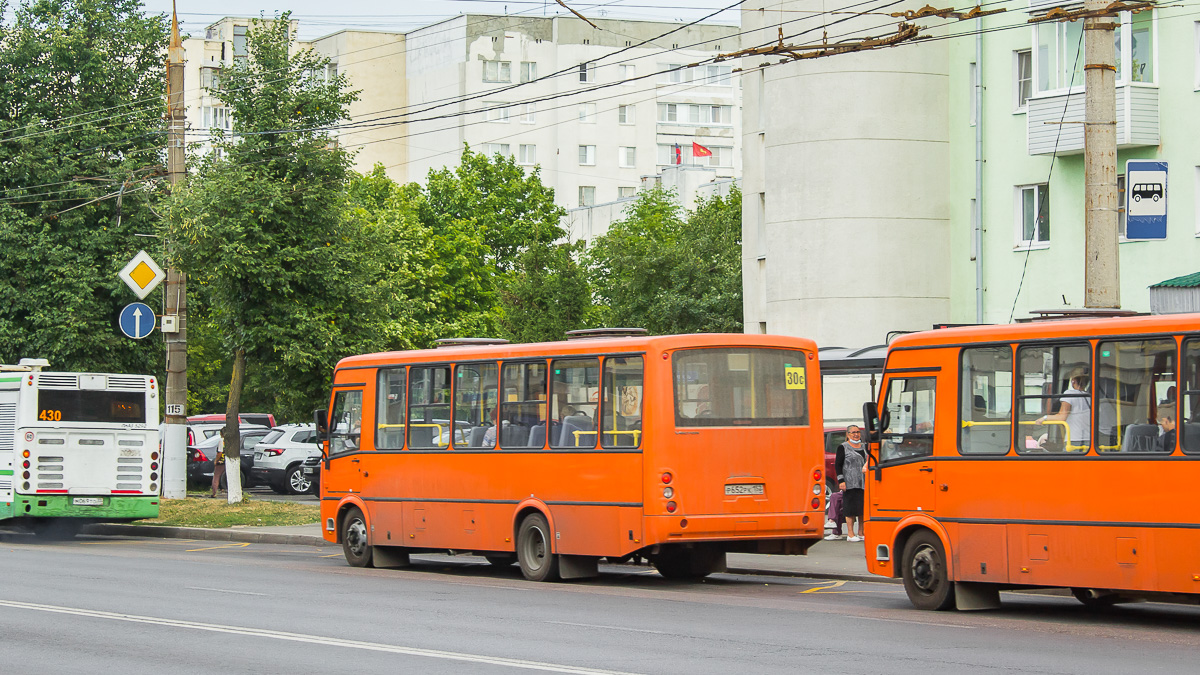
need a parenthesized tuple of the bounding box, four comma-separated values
(165, 14, 377, 501)
(0, 0, 168, 373)
(497, 240, 595, 344)
(586, 186, 743, 334)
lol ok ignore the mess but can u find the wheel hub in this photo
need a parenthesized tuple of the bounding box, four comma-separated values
(911, 545, 940, 593)
(346, 519, 368, 557)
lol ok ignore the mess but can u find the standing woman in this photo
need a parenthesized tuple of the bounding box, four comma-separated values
(210, 433, 226, 498)
(836, 425, 868, 542)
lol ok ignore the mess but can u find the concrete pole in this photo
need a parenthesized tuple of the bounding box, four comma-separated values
(162, 2, 188, 499)
(1082, 3, 1120, 308)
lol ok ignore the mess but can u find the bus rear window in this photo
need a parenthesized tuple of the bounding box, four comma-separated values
(37, 390, 145, 424)
(673, 348, 809, 427)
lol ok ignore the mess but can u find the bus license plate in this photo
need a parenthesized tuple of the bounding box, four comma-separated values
(73, 497, 103, 506)
(725, 483, 764, 496)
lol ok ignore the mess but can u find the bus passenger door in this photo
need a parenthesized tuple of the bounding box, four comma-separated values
(325, 388, 366, 500)
(871, 376, 938, 513)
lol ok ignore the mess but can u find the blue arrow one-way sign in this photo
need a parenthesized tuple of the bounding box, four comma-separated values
(119, 302, 156, 339)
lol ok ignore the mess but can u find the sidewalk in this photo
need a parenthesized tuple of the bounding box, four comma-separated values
(84, 521, 892, 583)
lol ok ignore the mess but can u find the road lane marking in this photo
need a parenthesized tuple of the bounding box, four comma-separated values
(319, 553, 343, 558)
(853, 615, 970, 629)
(186, 587, 268, 596)
(186, 542, 251, 552)
(544, 621, 668, 635)
(0, 599, 647, 674)
(800, 580, 847, 593)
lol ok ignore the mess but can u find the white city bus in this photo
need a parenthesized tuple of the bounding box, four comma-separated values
(0, 359, 160, 536)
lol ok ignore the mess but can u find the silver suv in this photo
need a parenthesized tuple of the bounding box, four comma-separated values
(249, 424, 320, 494)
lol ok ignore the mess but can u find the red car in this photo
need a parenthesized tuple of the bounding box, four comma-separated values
(823, 427, 847, 494)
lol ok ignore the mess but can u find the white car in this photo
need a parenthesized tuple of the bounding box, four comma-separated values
(249, 424, 321, 494)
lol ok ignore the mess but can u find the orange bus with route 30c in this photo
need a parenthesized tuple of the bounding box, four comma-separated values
(862, 313, 1200, 610)
(315, 331, 827, 581)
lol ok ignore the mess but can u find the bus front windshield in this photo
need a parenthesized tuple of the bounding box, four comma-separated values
(36, 390, 146, 424)
(673, 348, 809, 427)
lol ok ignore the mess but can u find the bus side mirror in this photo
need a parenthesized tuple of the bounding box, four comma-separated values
(313, 408, 329, 442)
(863, 401, 880, 443)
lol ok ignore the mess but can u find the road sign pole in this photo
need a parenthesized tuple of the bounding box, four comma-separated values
(162, 3, 188, 500)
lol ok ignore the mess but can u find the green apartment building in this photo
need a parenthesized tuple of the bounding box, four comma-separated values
(949, 1, 1200, 322)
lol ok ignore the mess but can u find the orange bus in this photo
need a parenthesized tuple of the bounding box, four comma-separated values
(862, 313, 1200, 610)
(314, 331, 826, 581)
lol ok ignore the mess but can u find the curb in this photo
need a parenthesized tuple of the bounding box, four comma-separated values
(84, 523, 332, 548)
(84, 523, 895, 583)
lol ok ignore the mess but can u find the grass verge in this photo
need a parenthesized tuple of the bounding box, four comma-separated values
(139, 493, 320, 528)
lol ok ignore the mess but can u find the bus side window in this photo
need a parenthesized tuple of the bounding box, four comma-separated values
(454, 363, 497, 449)
(1097, 338, 1176, 453)
(880, 377, 936, 462)
(376, 368, 406, 450)
(602, 356, 644, 448)
(409, 366, 451, 449)
(500, 362, 548, 448)
(329, 389, 364, 455)
(1183, 339, 1200, 454)
(1015, 343, 1091, 454)
(959, 347, 1013, 455)
(550, 358, 599, 449)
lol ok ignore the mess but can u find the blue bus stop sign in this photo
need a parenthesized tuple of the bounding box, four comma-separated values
(1125, 160, 1167, 240)
(119, 302, 156, 339)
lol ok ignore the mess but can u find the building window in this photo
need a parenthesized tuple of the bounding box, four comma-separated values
(1035, 21, 1083, 93)
(703, 64, 733, 86)
(578, 103, 596, 123)
(579, 186, 596, 206)
(618, 186, 636, 198)
(1014, 49, 1032, 110)
(619, 64, 636, 81)
(578, 145, 596, 166)
(520, 61, 537, 83)
(578, 62, 595, 83)
(657, 103, 732, 125)
(232, 25, 248, 58)
(1016, 183, 1051, 247)
(202, 105, 232, 132)
(661, 63, 690, 84)
(656, 143, 732, 167)
(519, 144, 537, 165)
(619, 146, 636, 168)
(1117, 11, 1155, 84)
(618, 104, 635, 125)
(519, 103, 536, 123)
(483, 102, 509, 122)
(200, 66, 221, 89)
(482, 143, 511, 157)
(483, 60, 511, 83)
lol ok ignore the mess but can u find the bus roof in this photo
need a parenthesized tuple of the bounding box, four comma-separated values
(889, 312, 1200, 351)
(334, 333, 819, 375)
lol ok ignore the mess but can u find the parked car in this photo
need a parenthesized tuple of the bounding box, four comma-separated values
(188, 412, 278, 428)
(300, 451, 322, 495)
(249, 424, 321, 495)
(824, 426, 847, 494)
(187, 424, 270, 489)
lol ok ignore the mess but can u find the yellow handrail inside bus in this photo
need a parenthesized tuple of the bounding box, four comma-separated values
(572, 430, 598, 446)
(960, 420, 1010, 427)
(409, 423, 447, 446)
(601, 429, 642, 445)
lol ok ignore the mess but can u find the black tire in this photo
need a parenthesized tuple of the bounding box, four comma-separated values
(1134, 194, 1142, 202)
(516, 513, 559, 581)
(901, 530, 956, 610)
(269, 482, 289, 495)
(484, 554, 517, 567)
(285, 465, 312, 495)
(1071, 588, 1121, 609)
(341, 506, 374, 568)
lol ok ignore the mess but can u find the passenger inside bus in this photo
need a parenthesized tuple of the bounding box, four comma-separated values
(1035, 369, 1090, 451)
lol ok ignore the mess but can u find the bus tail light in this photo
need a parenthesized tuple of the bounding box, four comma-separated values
(812, 484, 821, 495)
(663, 487, 674, 499)
(661, 472, 672, 484)
(810, 497, 820, 509)
(812, 469, 822, 483)
(666, 501, 677, 513)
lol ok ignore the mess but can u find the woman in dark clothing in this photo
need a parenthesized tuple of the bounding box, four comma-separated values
(835, 425, 868, 542)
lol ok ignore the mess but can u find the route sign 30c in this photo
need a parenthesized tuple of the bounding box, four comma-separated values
(119, 302, 156, 339)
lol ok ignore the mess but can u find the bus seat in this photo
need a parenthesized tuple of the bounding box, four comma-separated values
(1120, 424, 1158, 453)
(1183, 423, 1200, 453)
(468, 426, 489, 447)
(408, 426, 434, 448)
(528, 424, 546, 447)
(559, 416, 594, 447)
(501, 423, 529, 447)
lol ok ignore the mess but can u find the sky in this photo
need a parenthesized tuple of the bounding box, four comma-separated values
(138, 0, 743, 41)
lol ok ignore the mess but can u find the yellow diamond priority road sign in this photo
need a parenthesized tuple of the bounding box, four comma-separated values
(119, 250, 165, 300)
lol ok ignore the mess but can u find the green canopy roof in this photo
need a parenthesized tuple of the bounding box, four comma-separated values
(1151, 272, 1200, 289)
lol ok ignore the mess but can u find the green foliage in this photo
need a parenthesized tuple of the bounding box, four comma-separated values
(0, 0, 168, 373)
(587, 186, 743, 334)
(166, 14, 385, 423)
(498, 240, 596, 344)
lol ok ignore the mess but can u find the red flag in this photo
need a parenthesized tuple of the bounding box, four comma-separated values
(692, 142, 713, 158)
(673, 144, 681, 165)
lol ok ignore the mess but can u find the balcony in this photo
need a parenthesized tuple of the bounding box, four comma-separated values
(1026, 84, 1158, 156)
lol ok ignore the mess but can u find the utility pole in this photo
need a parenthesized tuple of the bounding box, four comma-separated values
(1083, 0, 1120, 308)
(162, 1, 188, 499)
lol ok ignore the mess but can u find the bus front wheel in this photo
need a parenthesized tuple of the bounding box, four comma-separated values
(341, 506, 374, 568)
(516, 513, 560, 582)
(901, 530, 956, 610)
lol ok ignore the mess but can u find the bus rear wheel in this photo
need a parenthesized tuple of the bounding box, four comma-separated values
(341, 506, 374, 568)
(901, 530, 956, 610)
(516, 513, 559, 582)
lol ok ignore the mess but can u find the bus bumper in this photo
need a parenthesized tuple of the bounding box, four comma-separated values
(12, 495, 159, 520)
(644, 513, 823, 553)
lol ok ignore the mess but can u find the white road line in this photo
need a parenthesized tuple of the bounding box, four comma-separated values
(0, 599, 645, 674)
(543, 621, 669, 635)
(185, 587, 269, 596)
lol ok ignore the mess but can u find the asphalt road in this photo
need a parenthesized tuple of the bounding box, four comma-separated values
(0, 533, 1198, 674)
